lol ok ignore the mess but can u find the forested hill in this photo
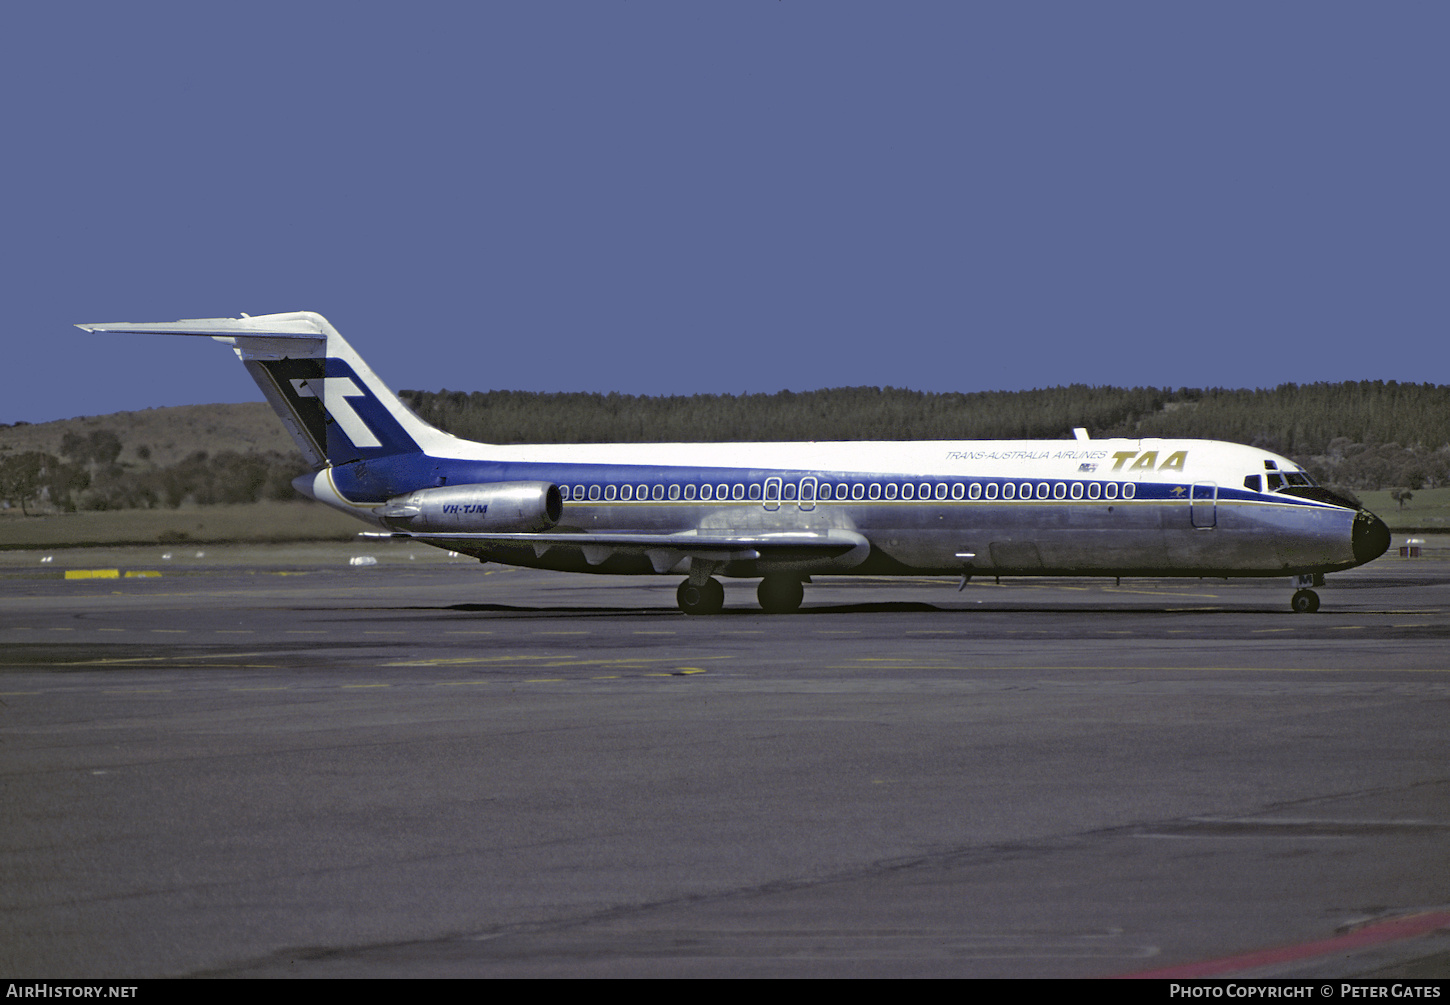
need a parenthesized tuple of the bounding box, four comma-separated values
(4, 382, 1449, 516)
(398, 382, 1450, 453)
(398, 382, 1450, 490)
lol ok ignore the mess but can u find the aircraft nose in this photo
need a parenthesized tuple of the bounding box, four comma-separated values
(1352, 509, 1391, 565)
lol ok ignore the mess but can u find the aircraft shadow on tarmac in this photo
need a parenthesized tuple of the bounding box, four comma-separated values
(438, 601, 948, 615)
(420, 601, 1351, 617)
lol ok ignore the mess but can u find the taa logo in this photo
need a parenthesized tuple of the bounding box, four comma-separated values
(1110, 450, 1187, 472)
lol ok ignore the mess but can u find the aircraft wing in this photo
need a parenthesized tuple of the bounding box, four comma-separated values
(361, 528, 869, 572)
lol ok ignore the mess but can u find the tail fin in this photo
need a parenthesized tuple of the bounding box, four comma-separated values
(76, 312, 455, 469)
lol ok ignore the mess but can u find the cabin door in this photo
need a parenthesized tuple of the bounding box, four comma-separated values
(798, 477, 817, 512)
(763, 476, 782, 511)
(1191, 482, 1217, 529)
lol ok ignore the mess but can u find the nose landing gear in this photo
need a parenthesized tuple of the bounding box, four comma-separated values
(1289, 574, 1322, 613)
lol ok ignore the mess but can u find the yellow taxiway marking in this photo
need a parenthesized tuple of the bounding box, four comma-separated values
(386, 653, 728, 668)
(46, 651, 273, 667)
(1331, 626, 1366, 630)
(385, 653, 565, 666)
(1103, 587, 1222, 598)
(1253, 628, 1294, 633)
(97, 628, 125, 632)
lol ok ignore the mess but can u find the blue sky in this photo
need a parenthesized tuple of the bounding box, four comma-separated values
(5, 2, 1446, 424)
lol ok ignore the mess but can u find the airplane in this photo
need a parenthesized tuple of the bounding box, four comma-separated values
(77, 311, 1391, 615)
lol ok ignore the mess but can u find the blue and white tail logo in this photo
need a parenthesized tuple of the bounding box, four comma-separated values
(253, 357, 420, 465)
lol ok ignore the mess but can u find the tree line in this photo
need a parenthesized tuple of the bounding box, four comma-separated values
(398, 380, 1450, 452)
(399, 380, 1450, 492)
(3, 380, 1449, 513)
(0, 429, 303, 515)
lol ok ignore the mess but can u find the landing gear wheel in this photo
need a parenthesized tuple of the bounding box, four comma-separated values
(1291, 589, 1320, 614)
(757, 575, 804, 614)
(677, 577, 724, 615)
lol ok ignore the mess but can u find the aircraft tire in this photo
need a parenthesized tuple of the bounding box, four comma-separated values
(677, 578, 724, 615)
(757, 575, 804, 614)
(1291, 589, 1320, 614)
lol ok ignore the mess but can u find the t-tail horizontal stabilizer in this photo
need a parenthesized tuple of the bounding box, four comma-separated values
(76, 312, 454, 469)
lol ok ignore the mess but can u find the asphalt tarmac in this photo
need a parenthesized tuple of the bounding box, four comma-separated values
(3, 544, 1450, 978)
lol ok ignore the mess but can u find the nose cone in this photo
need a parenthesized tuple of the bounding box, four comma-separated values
(1352, 509, 1390, 565)
(291, 471, 318, 500)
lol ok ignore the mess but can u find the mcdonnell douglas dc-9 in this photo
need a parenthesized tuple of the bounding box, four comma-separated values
(78, 312, 1390, 614)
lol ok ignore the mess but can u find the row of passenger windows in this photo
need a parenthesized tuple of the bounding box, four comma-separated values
(558, 480, 1139, 503)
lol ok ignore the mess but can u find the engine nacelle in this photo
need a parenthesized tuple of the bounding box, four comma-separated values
(378, 481, 562, 534)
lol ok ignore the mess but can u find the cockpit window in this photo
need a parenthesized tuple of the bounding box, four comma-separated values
(1258, 470, 1318, 493)
(1244, 474, 1263, 492)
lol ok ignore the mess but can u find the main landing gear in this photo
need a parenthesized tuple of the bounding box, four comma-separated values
(675, 574, 807, 615)
(676, 577, 724, 616)
(757, 574, 804, 614)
